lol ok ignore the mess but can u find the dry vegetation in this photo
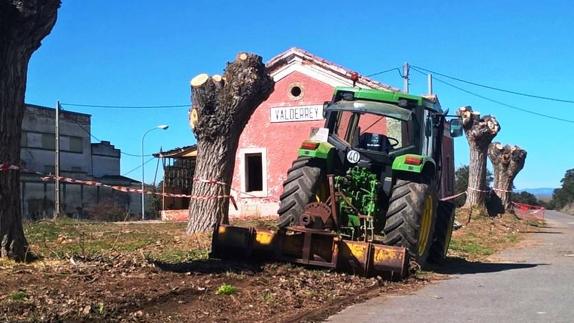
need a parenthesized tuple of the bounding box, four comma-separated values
(0, 213, 541, 322)
(448, 209, 543, 261)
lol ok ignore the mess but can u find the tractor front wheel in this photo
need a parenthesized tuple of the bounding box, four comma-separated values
(277, 157, 325, 228)
(382, 179, 437, 265)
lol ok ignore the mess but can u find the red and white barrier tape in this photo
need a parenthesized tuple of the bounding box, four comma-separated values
(511, 201, 545, 211)
(440, 191, 467, 202)
(40, 175, 189, 197)
(440, 186, 515, 202)
(492, 187, 513, 193)
(193, 177, 227, 186)
(468, 186, 514, 193)
(3, 162, 245, 210)
(1, 162, 52, 178)
(0, 163, 20, 172)
(35, 174, 239, 210)
(467, 186, 492, 193)
(194, 177, 278, 202)
(511, 201, 545, 220)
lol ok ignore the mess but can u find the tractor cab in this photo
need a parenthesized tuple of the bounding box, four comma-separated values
(323, 87, 461, 163)
(327, 98, 413, 153)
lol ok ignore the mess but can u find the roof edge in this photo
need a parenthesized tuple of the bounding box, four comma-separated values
(266, 47, 400, 92)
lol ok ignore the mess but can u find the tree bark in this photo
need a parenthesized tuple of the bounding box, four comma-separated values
(457, 106, 500, 210)
(0, 0, 60, 260)
(488, 142, 527, 211)
(187, 53, 274, 234)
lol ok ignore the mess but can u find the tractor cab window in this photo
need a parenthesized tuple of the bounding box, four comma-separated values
(329, 102, 413, 153)
(334, 110, 353, 140)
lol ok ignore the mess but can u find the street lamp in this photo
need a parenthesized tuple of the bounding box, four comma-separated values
(141, 124, 169, 220)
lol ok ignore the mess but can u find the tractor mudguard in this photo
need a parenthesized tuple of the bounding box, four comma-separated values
(298, 141, 334, 160)
(392, 154, 435, 174)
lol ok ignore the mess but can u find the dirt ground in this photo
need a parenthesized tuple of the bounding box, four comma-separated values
(0, 213, 540, 322)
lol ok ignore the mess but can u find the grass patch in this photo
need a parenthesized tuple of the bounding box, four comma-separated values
(215, 283, 237, 295)
(261, 290, 274, 303)
(448, 211, 540, 261)
(449, 239, 494, 257)
(414, 270, 434, 280)
(22, 219, 210, 263)
(230, 217, 277, 230)
(147, 248, 209, 263)
(9, 290, 28, 301)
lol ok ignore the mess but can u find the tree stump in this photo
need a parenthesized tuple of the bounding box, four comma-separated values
(0, 0, 60, 260)
(488, 142, 527, 211)
(457, 106, 500, 210)
(187, 53, 274, 234)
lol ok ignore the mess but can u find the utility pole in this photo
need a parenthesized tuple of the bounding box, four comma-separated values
(402, 62, 410, 94)
(141, 137, 145, 220)
(427, 73, 433, 95)
(54, 100, 60, 219)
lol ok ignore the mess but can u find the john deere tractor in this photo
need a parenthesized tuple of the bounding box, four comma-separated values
(212, 87, 463, 278)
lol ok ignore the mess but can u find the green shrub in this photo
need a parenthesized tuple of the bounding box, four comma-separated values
(215, 283, 237, 295)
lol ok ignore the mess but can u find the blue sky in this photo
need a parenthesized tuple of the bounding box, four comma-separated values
(25, 0, 574, 189)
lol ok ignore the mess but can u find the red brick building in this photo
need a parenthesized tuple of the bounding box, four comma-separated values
(158, 48, 455, 220)
(228, 48, 399, 217)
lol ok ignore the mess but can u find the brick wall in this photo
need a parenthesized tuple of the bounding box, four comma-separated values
(230, 71, 334, 216)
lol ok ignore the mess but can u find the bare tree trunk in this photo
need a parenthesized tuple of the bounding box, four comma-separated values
(457, 106, 500, 210)
(0, 0, 60, 260)
(488, 142, 527, 211)
(187, 53, 274, 234)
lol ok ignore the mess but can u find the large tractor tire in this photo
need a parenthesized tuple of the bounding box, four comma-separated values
(277, 157, 324, 228)
(382, 179, 437, 265)
(428, 201, 456, 264)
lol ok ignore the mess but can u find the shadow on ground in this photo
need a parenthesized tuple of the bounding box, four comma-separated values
(524, 230, 563, 234)
(149, 258, 264, 274)
(432, 257, 546, 275)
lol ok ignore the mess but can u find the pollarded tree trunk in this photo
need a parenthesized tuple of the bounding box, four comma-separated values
(0, 0, 60, 260)
(457, 106, 500, 209)
(488, 142, 527, 211)
(187, 53, 274, 234)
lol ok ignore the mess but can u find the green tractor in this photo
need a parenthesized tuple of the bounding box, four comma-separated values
(211, 87, 464, 278)
(276, 87, 463, 265)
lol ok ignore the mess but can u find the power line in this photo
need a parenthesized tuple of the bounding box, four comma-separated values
(63, 113, 100, 141)
(411, 65, 574, 104)
(122, 157, 156, 177)
(121, 151, 154, 158)
(64, 112, 154, 157)
(366, 67, 402, 78)
(61, 103, 189, 109)
(64, 113, 159, 174)
(410, 68, 574, 124)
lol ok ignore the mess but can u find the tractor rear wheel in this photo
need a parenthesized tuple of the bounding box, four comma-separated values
(277, 157, 325, 228)
(428, 201, 456, 264)
(382, 179, 437, 265)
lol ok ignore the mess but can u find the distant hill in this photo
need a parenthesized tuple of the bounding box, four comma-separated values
(517, 188, 555, 198)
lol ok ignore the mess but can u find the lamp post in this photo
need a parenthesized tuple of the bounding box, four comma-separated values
(141, 124, 169, 220)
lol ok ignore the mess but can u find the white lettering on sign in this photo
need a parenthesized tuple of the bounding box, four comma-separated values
(270, 105, 324, 123)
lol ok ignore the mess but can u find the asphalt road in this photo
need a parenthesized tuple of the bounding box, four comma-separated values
(328, 210, 574, 323)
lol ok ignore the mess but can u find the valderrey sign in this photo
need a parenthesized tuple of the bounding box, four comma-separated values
(270, 105, 324, 123)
